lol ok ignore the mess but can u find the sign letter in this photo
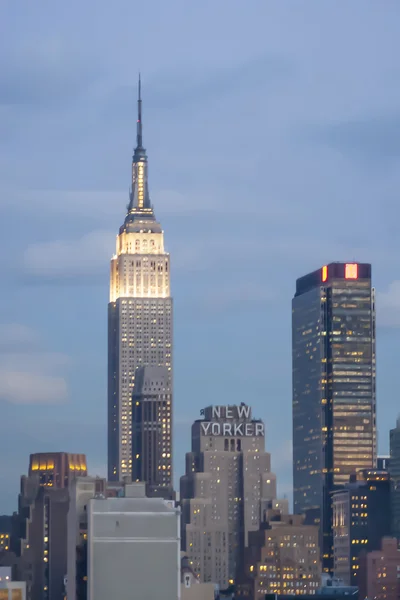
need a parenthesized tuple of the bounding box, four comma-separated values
(201, 422, 211, 436)
(212, 406, 221, 418)
(211, 423, 221, 435)
(255, 423, 264, 437)
(223, 423, 233, 436)
(237, 405, 251, 419)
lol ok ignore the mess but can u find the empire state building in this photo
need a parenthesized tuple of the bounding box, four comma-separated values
(108, 77, 173, 483)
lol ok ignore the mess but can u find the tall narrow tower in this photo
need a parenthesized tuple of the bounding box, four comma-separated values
(108, 77, 173, 482)
(292, 262, 376, 571)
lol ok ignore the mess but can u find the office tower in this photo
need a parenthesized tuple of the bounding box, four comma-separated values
(9, 454, 88, 600)
(131, 366, 173, 498)
(29, 452, 87, 487)
(20, 484, 69, 600)
(108, 76, 172, 482)
(180, 404, 280, 588)
(332, 469, 391, 585)
(390, 417, 400, 539)
(237, 513, 320, 599)
(359, 538, 400, 600)
(87, 483, 180, 600)
(292, 262, 376, 568)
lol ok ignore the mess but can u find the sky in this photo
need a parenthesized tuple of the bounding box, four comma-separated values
(1, 1, 400, 513)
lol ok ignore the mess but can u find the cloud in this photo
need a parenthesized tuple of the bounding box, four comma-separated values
(0, 323, 39, 350)
(377, 281, 400, 327)
(0, 34, 103, 109)
(311, 113, 400, 163)
(0, 371, 67, 405)
(0, 324, 69, 404)
(23, 230, 114, 279)
(201, 283, 276, 313)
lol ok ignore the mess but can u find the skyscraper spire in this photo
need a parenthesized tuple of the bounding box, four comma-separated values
(136, 72, 143, 150)
(127, 74, 152, 214)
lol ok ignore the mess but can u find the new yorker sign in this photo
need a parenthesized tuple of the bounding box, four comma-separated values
(200, 405, 264, 437)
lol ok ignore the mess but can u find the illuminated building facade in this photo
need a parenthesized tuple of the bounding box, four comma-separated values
(180, 405, 282, 588)
(332, 469, 391, 585)
(28, 452, 87, 488)
(292, 262, 376, 569)
(359, 537, 400, 600)
(237, 513, 320, 599)
(108, 77, 172, 481)
(131, 366, 173, 498)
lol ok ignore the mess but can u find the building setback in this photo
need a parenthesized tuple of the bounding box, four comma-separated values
(108, 77, 172, 482)
(292, 262, 376, 569)
(131, 365, 173, 498)
(180, 404, 282, 588)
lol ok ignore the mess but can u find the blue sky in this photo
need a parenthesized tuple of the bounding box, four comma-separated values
(1, 1, 400, 512)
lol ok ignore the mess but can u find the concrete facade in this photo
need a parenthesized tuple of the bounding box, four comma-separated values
(87, 483, 180, 600)
(180, 405, 283, 588)
(0, 568, 26, 600)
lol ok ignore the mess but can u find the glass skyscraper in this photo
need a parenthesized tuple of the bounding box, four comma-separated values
(292, 262, 376, 570)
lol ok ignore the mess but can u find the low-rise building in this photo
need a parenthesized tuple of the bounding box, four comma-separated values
(237, 512, 320, 599)
(0, 567, 26, 600)
(359, 537, 400, 600)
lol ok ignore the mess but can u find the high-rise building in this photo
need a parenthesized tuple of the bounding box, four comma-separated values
(19, 483, 69, 600)
(8, 454, 88, 600)
(180, 404, 282, 588)
(87, 483, 180, 600)
(390, 417, 400, 539)
(66, 476, 108, 600)
(29, 452, 87, 487)
(292, 262, 376, 569)
(131, 365, 173, 498)
(332, 469, 391, 585)
(108, 77, 172, 482)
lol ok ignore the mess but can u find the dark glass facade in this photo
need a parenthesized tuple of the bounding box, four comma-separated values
(389, 419, 400, 539)
(292, 262, 376, 571)
(131, 366, 173, 499)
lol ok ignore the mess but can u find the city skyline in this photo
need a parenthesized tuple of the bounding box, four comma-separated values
(1, 1, 400, 513)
